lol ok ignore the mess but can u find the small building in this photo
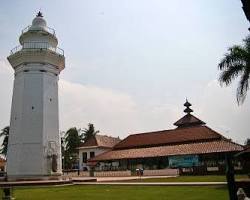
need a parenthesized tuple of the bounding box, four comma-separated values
(236, 145, 250, 174)
(78, 135, 121, 171)
(89, 101, 244, 175)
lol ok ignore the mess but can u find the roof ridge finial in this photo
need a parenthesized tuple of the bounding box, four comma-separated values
(36, 10, 43, 17)
(183, 99, 193, 114)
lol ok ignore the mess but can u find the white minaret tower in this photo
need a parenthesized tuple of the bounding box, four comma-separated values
(7, 12, 65, 180)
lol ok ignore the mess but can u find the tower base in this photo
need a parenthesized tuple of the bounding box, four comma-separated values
(7, 173, 62, 182)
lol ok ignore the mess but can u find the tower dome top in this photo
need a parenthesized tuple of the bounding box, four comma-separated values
(29, 12, 47, 31)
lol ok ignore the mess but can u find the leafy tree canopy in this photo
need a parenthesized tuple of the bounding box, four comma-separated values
(65, 127, 81, 154)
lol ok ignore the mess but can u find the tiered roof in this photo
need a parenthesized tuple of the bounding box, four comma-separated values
(89, 100, 243, 162)
(173, 100, 205, 128)
(91, 140, 242, 161)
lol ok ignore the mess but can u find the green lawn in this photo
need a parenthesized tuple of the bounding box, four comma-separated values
(12, 185, 228, 200)
(128, 175, 249, 182)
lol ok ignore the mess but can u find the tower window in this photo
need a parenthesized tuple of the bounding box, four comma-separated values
(24, 70, 29, 72)
(49, 98, 52, 102)
(40, 70, 47, 72)
(31, 106, 34, 110)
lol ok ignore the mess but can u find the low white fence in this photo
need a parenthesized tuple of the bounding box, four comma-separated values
(65, 169, 179, 177)
(94, 171, 131, 177)
(143, 169, 179, 176)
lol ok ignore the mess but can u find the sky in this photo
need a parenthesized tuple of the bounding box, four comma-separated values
(0, 0, 249, 144)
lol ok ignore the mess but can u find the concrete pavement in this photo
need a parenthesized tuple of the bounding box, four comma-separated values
(72, 176, 227, 186)
(74, 181, 227, 186)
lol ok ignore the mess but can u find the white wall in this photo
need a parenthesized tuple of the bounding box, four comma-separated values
(78, 147, 107, 170)
(7, 63, 62, 179)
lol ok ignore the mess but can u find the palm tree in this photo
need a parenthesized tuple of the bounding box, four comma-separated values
(64, 127, 81, 169)
(0, 126, 9, 157)
(218, 35, 250, 105)
(81, 123, 99, 142)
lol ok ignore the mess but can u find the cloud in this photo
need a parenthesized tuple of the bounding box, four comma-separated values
(0, 59, 13, 129)
(59, 79, 179, 138)
(1, 59, 249, 145)
(0, 59, 179, 139)
(59, 79, 138, 136)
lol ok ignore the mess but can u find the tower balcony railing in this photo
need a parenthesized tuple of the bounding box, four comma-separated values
(10, 42, 64, 56)
(21, 25, 56, 36)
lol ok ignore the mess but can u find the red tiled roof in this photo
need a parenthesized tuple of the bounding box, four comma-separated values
(0, 157, 6, 163)
(91, 140, 243, 161)
(79, 136, 97, 147)
(95, 135, 121, 148)
(173, 113, 205, 128)
(113, 126, 222, 150)
(79, 135, 121, 148)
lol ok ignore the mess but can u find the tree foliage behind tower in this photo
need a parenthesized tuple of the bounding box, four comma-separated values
(65, 127, 81, 154)
(62, 124, 99, 169)
(0, 126, 9, 157)
(64, 127, 82, 169)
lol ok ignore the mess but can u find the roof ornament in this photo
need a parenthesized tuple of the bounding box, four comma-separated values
(36, 11, 43, 17)
(173, 100, 205, 128)
(184, 99, 193, 114)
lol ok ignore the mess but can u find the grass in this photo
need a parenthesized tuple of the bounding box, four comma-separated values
(128, 175, 249, 182)
(12, 185, 228, 200)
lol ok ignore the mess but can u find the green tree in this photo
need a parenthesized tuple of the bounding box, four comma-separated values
(82, 123, 99, 142)
(0, 126, 9, 157)
(64, 127, 81, 169)
(218, 35, 250, 105)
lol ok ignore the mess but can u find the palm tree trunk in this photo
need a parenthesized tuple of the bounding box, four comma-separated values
(225, 153, 237, 200)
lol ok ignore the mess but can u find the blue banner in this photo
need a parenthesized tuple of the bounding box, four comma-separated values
(169, 155, 199, 168)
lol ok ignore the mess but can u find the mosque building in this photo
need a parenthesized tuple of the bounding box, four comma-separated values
(83, 101, 244, 175)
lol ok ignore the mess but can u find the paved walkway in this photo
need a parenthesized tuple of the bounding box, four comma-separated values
(72, 175, 175, 182)
(72, 175, 177, 182)
(0, 176, 229, 187)
(74, 181, 227, 186)
(72, 176, 227, 186)
(0, 179, 74, 187)
(98, 175, 176, 182)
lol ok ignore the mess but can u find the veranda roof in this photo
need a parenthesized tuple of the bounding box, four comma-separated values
(90, 140, 243, 161)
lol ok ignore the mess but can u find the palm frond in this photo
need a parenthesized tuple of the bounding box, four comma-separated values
(0, 126, 9, 137)
(218, 46, 247, 70)
(218, 34, 250, 105)
(219, 64, 244, 86)
(237, 68, 250, 105)
(0, 126, 9, 156)
(243, 35, 250, 53)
